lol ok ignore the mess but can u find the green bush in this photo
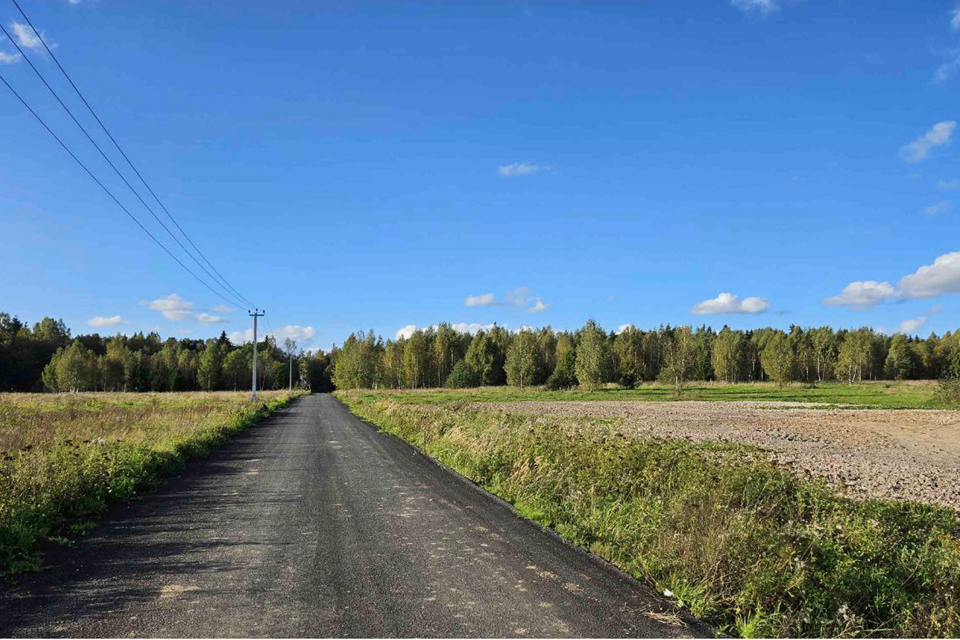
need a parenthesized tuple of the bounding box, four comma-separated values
(934, 376, 960, 405)
(445, 360, 481, 388)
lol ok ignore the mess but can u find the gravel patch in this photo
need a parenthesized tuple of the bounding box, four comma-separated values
(471, 400, 960, 511)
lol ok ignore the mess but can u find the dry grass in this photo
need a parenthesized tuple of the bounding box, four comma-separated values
(0, 391, 303, 577)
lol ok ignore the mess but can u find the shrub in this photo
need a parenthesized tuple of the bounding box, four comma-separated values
(445, 360, 480, 389)
(934, 376, 960, 405)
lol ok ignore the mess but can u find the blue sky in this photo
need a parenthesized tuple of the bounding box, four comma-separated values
(2, 0, 959, 351)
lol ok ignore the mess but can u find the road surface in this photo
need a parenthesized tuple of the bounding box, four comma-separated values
(0, 394, 712, 638)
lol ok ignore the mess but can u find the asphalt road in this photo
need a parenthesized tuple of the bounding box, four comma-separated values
(0, 394, 712, 638)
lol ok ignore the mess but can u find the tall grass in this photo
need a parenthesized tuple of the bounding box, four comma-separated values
(338, 392, 960, 638)
(0, 391, 305, 578)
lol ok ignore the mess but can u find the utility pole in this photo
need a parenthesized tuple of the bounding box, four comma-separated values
(249, 309, 264, 401)
(288, 349, 293, 391)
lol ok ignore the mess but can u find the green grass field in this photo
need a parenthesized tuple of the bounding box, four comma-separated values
(0, 390, 305, 578)
(336, 390, 960, 638)
(341, 380, 949, 410)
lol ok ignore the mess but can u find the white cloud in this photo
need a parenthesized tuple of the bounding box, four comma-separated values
(898, 251, 960, 298)
(616, 323, 634, 334)
(528, 299, 549, 313)
(145, 294, 193, 320)
(395, 324, 419, 340)
(87, 315, 121, 328)
(450, 322, 497, 335)
(196, 313, 227, 324)
(691, 292, 770, 315)
(822, 281, 896, 309)
(497, 163, 550, 177)
(274, 325, 316, 342)
(731, 0, 781, 14)
(900, 121, 956, 162)
(952, 4, 960, 31)
(228, 328, 255, 344)
(0, 50, 19, 65)
(934, 50, 960, 83)
(10, 22, 54, 51)
(939, 179, 960, 190)
(924, 200, 950, 216)
(465, 293, 495, 307)
(464, 287, 549, 313)
(212, 304, 236, 313)
(899, 316, 928, 335)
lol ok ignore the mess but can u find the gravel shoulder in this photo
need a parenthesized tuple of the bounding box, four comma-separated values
(471, 400, 960, 511)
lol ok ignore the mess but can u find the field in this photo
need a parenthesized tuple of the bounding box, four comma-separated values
(342, 380, 948, 409)
(0, 390, 304, 577)
(336, 385, 960, 638)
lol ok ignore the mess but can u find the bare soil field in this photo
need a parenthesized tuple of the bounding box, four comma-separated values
(472, 400, 960, 511)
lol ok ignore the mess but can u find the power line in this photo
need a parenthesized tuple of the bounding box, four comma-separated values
(0, 20, 249, 311)
(10, 0, 257, 310)
(0, 69, 244, 311)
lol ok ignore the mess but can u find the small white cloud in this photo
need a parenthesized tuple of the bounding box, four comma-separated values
(527, 299, 549, 313)
(731, 0, 781, 14)
(450, 322, 498, 335)
(395, 324, 419, 340)
(273, 325, 316, 342)
(497, 163, 550, 177)
(934, 50, 960, 83)
(87, 315, 121, 328)
(0, 50, 20, 65)
(196, 313, 227, 324)
(924, 200, 951, 216)
(939, 179, 960, 190)
(691, 292, 770, 315)
(899, 316, 928, 334)
(465, 293, 495, 307)
(952, 4, 960, 31)
(145, 294, 193, 321)
(822, 281, 895, 309)
(212, 304, 236, 313)
(898, 251, 960, 298)
(228, 328, 255, 344)
(900, 121, 956, 162)
(10, 21, 54, 51)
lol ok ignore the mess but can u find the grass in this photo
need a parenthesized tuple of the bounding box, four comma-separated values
(336, 390, 960, 638)
(339, 380, 950, 410)
(0, 390, 305, 579)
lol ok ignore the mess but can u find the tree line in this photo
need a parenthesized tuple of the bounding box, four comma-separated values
(4, 311, 960, 393)
(0, 311, 332, 393)
(328, 321, 960, 392)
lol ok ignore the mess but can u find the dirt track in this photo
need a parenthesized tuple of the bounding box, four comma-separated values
(473, 401, 960, 511)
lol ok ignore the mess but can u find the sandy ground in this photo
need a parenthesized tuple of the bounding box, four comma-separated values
(472, 401, 960, 511)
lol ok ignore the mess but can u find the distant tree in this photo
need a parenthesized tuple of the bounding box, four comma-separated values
(712, 327, 746, 383)
(885, 334, 918, 380)
(198, 341, 225, 391)
(761, 331, 796, 388)
(659, 325, 696, 396)
(223, 348, 250, 390)
(505, 329, 543, 389)
(546, 334, 577, 390)
(811, 326, 838, 382)
(575, 320, 611, 390)
(445, 359, 481, 388)
(613, 325, 645, 388)
(402, 330, 431, 389)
